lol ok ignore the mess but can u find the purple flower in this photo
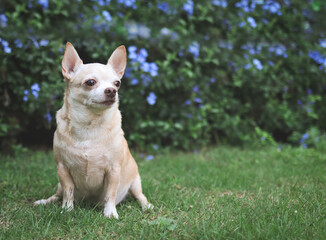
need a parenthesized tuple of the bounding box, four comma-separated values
(253, 58, 263, 70)
(128, 46, 148, 64)
(160, 27, 171, 36)
(97, 0, 111, 6)
(0, 14, 7, 28)
(319, 39, 326, 48)
(275, 45, 286, 56)
(147, 92, 157, 105)
(188, 42, 200, 58)
(193, 85, 199, 93)
(149, 62, 158, 77)
(158, 2, 170, 13)
(241, 43, 259, 55)
(39, 39, 49, 46)
(210, 78, 215, 83)
(218, 41, 233, 50)
(308, 51, 325, 65)
(153, 145, 159, 150)
(23, 90, 29, 101)
(183, 0, 194, 15)
(247, 17, 257, 28)
(32, 91, 39, 99)
(307, 89, 312, 95)
(238, 21, 246, 27)
(38, 0, 49, 9)
(269, 44, 287, 58)
(141, 74, 152, 87)
(141, 62, 150, 72)
(194, 97, 202, 103)
(146, 155, 154, 161)
(138, 24, 151, 39)
(45, 112, 52, 123)
(185, 100, 191, 105)
(14, 39, 23, 48)
(131, 78, 139, 85)
(31, 83, 40, 99)
(0, 38, 11, 53)
(262, 0, 281, 15)
(141, 62, 158, 77)
(139, 48, 148, 58)
(244, 63, 251, 69)
(31, 83, 40, 92)
(125, 22, 150, 39)
(118, 0, 137, 9)
(211, 0, 227, 8)
(137, 48, 148, 63)
(235, 0, 250, 12)
(128, 46, 137, 59)
(102, 10, 112, 22)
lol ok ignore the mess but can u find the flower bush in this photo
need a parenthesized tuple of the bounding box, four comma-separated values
(0, 0, 326, 151)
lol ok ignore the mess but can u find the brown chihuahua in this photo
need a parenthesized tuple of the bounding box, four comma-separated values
(34, 42, 153, 219)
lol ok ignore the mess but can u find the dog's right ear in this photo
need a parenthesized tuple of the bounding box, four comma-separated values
(61, 42, 83, 80)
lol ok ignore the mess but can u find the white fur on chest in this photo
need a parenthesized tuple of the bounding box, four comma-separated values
(54, 129, 122, 199)
(54, 102, 124, 200)
(56, 139, 105, 192)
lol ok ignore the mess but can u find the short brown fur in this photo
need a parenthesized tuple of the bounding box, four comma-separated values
(34, 42, 153, 219)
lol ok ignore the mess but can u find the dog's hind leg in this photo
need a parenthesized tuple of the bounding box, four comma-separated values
(129, 175, 153, 212)
(34, 183, 62, 206)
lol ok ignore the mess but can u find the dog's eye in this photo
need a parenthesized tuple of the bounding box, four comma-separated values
(114, 81, 120, 88)
(85, 79, 96, 87)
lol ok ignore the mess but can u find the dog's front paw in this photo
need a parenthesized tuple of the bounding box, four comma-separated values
(142, 203, 154, 212)
(34, 199, 48, 206)
(62, 201, 74, 212)
(104, 204, 119, 219)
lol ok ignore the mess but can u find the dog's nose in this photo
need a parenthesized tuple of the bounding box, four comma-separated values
(104, 88, 116, 98)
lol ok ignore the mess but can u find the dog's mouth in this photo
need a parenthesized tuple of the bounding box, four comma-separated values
(94, 99, 115, 106)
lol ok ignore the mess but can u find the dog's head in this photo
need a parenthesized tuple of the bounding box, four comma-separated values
(61, 42, 126, 110)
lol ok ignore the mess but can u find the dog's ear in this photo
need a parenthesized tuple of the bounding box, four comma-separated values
(107, 45, 127, 79)
(62, 42, 83, 80)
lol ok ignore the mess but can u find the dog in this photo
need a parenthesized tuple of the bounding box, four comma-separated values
(34, 42, 153, 219)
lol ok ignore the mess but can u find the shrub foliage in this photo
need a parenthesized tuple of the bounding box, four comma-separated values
(0, 0, 326, 150)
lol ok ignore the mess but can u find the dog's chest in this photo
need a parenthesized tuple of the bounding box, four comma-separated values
(55, 138, 113, 193)
(65, 146, 105, 175)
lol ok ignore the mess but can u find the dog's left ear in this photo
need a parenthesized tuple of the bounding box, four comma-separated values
(107, 46, 127, 79)
(62, 42, 83, 80)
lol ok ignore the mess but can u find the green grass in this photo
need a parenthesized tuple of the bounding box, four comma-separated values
(1, 146, 326, 239)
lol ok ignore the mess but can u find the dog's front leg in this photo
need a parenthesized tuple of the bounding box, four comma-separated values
(103, 166, 121, 219)
(57, 162, 75, 211)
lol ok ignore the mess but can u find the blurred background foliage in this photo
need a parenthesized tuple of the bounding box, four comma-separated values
(0, 0, 326, 152)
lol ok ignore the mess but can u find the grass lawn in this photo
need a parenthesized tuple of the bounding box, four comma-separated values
(0, 146, 325, 239)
